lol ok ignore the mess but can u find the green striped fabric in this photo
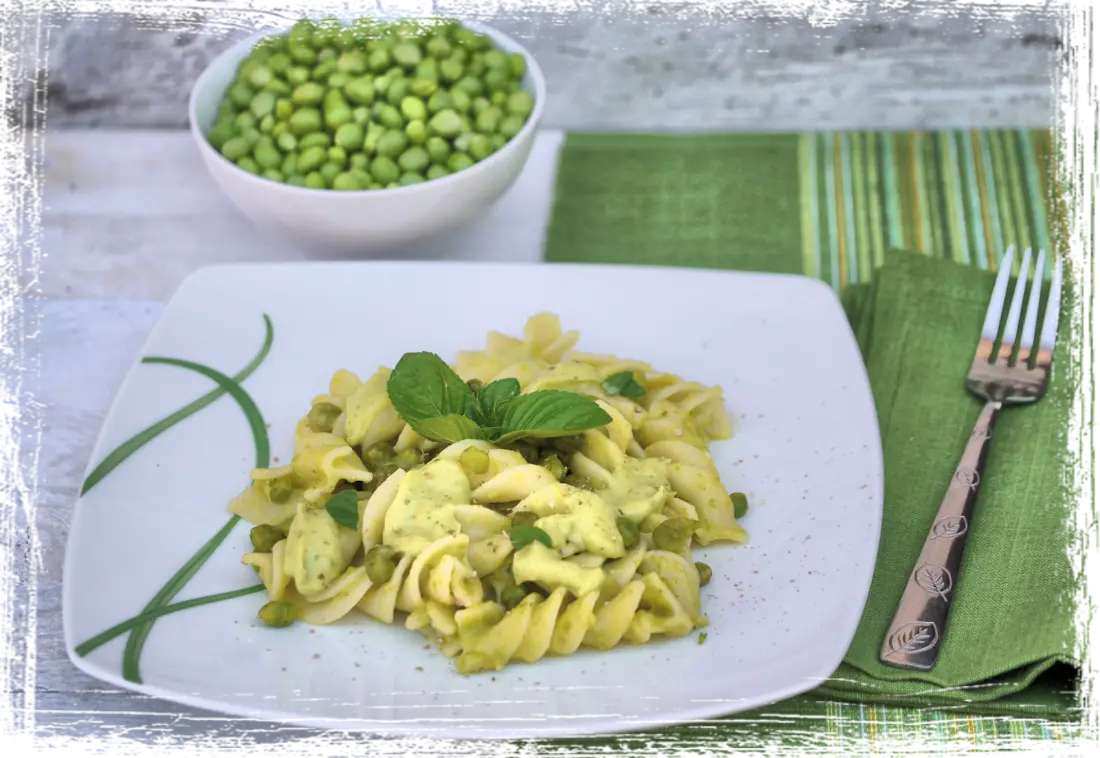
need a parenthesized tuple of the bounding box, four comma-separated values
(540, 129, 1086, 750)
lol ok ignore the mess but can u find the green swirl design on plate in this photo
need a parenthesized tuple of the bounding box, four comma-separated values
(74, 315, 274, 685)
(80, 315, 273, 495)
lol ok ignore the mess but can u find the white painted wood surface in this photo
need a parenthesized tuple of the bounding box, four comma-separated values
(28, 129, 564, 741)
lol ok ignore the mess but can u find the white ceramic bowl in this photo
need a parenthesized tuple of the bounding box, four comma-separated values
(188, 20, 546, 257)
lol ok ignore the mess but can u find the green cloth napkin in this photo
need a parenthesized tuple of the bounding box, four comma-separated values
(543, 131, 1079, 719)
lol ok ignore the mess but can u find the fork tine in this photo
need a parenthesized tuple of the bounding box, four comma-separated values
(1017, 250, 1046, 364)
(981, 245, 1016, 344)
(1037, 255, 1064, 359)
(998, 248, 1032, 360)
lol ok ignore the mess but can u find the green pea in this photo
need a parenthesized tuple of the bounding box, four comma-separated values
(426, 136, 451, 164)
(298, 131, 331, 150)
(258, 600, 298, 628)
(326, 106, 353, 129)
(468, 55, 487, 76)
(405, 120, 427, 145)
(616, 517, 641, 550)
(471, 97, 490, 116)
(400, 95, 428, 122)
(730, 492, 749, 519)
(277, 131, 298, 153)
(562, 473, 592, 490)
(237, 156, 260, 174)
(416, 58, 439, 81)
(250, 90, 277, 119)
(250, 522, 287, 554)
(286, 66, 310, 86)
(695, 562, 713, 586)
(509, 52, 526, 78)
(267, 476, 293, 503)
(426, 164, 451, 180)
(468, 133, 491, 161)
(454, 75, 484, 96)
(483, 50, 507, 71)
(363, 121, 386, 153)
(426, 36, 452, 59)
(286, 174, 307, 187)
(447, 152, 474, 173)
(280, 152, 298, 176)
(267, 52, 291, 75)
(272, 121, 288, 139)
(500, 114, 525, 139)
(375, 128, 409, 158)
(484, 68, 509, 92)
(312, 60, 337, 82)
(410, 77, 437, 98)
(254, 141, 282, 170)
(386, 78, 410, 106)
(427, 89, 453, 114)
(259, 114, 276, 133)
(263, 78, 291, 97)
(298, 145, 327, 173)
(500, 584, 527, 610)
(288, 19, 316, 42)
(220, 136, 252, 162)
(216, 98, 237, 122)
(428, 108, 462, 137)
(327, 146, 348, 166)
(394, 447, 425, 470)
(475, 105, 502, 134)
(353, 106, 370, 124)
(653, 518, 693, 552)
(207, 121, 237, 151)
(288, 41, 317, 66)
(238, 128, 261, 148)
(440, 58, 464, 84)
(311, 17, 339, 47)
(345, 76, 376, 105)
(511, 511, 539, 528)
(319, 161, 343, 185)
(539, 453, 567, 481)
(327, 72, 350, 90)
(332, 171, 361, 190)
(453, 132, 473, 153)
(369, 48, 392, 72)
(491, 90, 507, 107)
(450, 89, 472, 113)
(234, 111, 257, 130)
(288, 107, 322, 135)
(304, 171, 326, 189)
(365, 545, 399, 583)
(398, 171, 424, 186)
(349, 152, 370, 171)
(275, 97, 294, 120)
(490, 133, 507, 152)
(228, 82, 255, 108)
(334, 122, 364, 150)
(379, 104, 405, 129)
(337, 49, 368, 75)
(370, 155, 400, 184)
(507, 90, 534, 117)
(392, 42, 422, 68)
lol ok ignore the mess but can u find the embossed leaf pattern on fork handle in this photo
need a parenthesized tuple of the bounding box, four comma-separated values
(879, 400, 999, 670)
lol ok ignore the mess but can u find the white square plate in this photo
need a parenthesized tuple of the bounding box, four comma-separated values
(64, 262, 883, 740)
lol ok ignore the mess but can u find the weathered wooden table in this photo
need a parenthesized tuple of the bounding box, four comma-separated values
(0, 127, 567, 752)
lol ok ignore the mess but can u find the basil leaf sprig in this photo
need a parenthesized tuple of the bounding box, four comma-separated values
(325, 489, 360, 530)
(386, 352, 611, 445)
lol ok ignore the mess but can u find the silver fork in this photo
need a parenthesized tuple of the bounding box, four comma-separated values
(879, 246, 1064, 671)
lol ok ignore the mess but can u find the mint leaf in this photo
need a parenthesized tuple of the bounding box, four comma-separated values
(495, 390, 612, 445)
(510, 524, 553, 550)
(601, 371, 646, 399)
(475, 378, 521, 425)
(325, 489, 359, 530)
(416, 414, 483, 444)
(387, 352, 475, 434)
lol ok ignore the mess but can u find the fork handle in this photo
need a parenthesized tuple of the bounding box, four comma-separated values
(879, 400, 1001, 671)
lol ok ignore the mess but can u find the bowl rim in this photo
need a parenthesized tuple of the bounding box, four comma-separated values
(187, 17, 547, 198)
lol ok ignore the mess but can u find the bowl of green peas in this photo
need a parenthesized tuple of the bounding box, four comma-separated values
(188, 16, 545, 255)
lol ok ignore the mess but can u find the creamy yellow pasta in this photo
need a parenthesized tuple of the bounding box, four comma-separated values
(230, 313, 747, 674)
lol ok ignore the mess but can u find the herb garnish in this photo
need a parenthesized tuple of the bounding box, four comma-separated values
(601, 370, 646, 399)
(386, 352, 611, 444)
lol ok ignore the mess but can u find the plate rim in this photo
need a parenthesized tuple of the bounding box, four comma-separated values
(63, 261, 885, 740)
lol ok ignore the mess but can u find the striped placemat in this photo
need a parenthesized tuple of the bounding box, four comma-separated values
(540, 129, 1086, 751)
